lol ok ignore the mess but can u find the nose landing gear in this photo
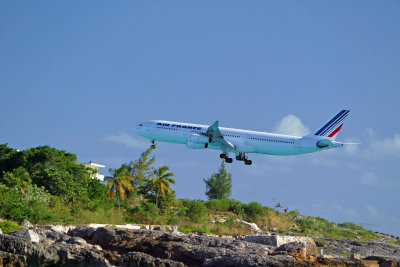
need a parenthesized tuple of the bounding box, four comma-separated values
(151, 140, 156, 149)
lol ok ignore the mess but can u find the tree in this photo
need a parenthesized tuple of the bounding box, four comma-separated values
(204, 160, 232, 200)
(149, 166, 175, 212)
(123, 146, 156, 190)
(107, 168, 134, 210)
(1, 166, 31, 192)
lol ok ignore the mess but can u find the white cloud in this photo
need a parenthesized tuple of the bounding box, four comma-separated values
(274, 114, 310, 136)
(104, 132, 147, 148)
(360, 171, 378, 186)
(368, 134, 400, 157)
(343, 130, 400, 160)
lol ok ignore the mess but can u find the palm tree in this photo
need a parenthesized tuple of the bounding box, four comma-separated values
(2, 167, 31, 193)
(107, 168, 134, 211)
(150, 166, 175, 212)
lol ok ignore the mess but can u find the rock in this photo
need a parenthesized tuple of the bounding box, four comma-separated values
(269, 227, 278, 232)
(68, 225, 96, 239)
(240, 220, 263, 233)
(103, 251, 185, 267)
(170, 226, 178, 234)
(0, 228, 2, 235)
(315, 238, 400, 259)
(363, 255, 400, 265)
(0, 232, 108, 266)
(66, 237, 87, 245)
(273, 241, 310, 261)
(2, 224, 399, 266)
(19, 219, 32, 229)
(153, 226, 166, 232)
(0, 251, 27, 266)
(244, 234, 319, 257)
(23, 230, 40, 243)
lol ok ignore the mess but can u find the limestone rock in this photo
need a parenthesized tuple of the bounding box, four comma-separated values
(245, 235, 319, 257)
(68, 225, 96, 240)
(23, 230, 40, 243)
(315, 238, 400, 259)
(0, 251, 27, 266)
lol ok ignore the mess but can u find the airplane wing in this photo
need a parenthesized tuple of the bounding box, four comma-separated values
(205, 121, 235, 150)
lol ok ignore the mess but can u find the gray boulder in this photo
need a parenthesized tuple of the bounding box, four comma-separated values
(68, 225, 96, 239)
(0, 231, 108, 266)
(23, 230, 40, 243)
(19, 219, 33, 229)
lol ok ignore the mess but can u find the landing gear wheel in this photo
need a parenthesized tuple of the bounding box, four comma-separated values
(225, 157, 233, 163)
(205, 143, 208, 148)
(220, 153, 227, 159)
(209, 137, 213, 143)
(236, 155, 241, 160)
(244, 160, 252, 165)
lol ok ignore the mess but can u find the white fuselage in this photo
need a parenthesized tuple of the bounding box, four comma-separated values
(135, 120, 342, 156)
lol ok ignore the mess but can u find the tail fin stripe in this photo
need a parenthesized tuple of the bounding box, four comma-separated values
(315, 110, 347, 135)
(320, 111, 349, 136)
(328, 124, 343, 138)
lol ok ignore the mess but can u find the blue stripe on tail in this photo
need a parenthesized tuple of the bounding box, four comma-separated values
(315, 110, 346, 135)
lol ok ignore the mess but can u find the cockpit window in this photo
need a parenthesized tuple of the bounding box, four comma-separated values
(138, 123, 143, 126)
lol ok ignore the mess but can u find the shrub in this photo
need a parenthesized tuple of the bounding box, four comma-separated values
(0, 220, 22, 234)
(186, 200, 208, 223)
(205, 199, 241, 211)
(0, 183, 31, 221)
(338, 222, 365, 231)
(243, 201, 264, 219)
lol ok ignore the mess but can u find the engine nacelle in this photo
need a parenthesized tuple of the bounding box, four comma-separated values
(189, 134, 209, 144)
(316, 140, 330, 148)
(186, 141, 208, 149)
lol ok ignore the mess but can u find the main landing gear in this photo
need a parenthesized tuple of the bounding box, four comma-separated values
(220, 152, 252, 165)
(236, 152, 252, 165)
(151, 140, 156, 149)
(219, 153, 233, 163)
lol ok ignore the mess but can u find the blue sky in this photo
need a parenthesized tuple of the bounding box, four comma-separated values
(1, 1, 399, 236)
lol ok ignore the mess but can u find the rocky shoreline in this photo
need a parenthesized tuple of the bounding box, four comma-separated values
(0, 224, 399, 266)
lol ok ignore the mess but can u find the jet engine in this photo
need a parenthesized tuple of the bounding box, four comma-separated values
(316, 140, 331, 148)
(190, 134, 209, 144)
(186, 141, 208, 149)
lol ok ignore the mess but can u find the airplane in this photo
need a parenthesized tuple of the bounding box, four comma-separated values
(134, 110, 351, 165)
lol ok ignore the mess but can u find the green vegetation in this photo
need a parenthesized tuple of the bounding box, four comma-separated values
(204, 161, 232, 200)
(0, 143, 392, 243)
(0, 220, 22, 234)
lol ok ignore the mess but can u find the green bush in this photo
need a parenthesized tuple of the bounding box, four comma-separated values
(296, 218, 315, 229)
(158, 192, 176, 215)
(0, 183, 31, 221)
(0, 220, 22, 234)
(205, 199, 241, 211)
(338, 222, 365, 231)
(243, 201, 264, 219)
(186, 200, 208, 223)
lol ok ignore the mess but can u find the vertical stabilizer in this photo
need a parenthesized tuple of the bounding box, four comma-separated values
(314, 110, 350, 140)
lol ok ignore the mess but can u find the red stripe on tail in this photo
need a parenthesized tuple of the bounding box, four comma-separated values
(328, 124, 343, 138)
